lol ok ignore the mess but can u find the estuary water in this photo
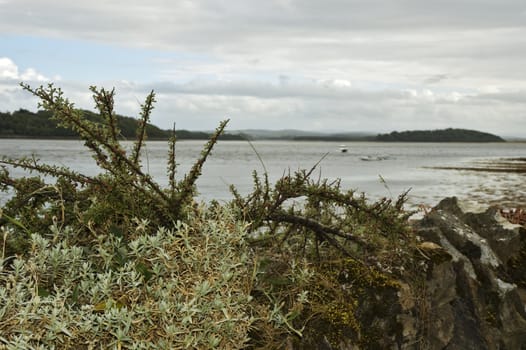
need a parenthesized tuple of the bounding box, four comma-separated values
(1, 139, 525, 209)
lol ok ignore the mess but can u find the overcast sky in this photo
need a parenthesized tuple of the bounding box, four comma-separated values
(1, 0, 526, 136)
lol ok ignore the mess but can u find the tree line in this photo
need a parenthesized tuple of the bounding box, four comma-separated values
(375, 128, 504, 142)
(0, 108, 243, 140)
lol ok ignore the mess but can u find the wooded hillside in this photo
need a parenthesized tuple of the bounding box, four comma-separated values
(376, 128, 504, 142)
(0, 109, 242, 140)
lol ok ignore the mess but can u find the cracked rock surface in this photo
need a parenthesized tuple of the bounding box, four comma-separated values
(412, 197, 526, 350)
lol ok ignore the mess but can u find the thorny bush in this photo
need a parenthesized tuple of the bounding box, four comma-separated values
(0, 83, 227, 255)
(0, 84, 415, 349)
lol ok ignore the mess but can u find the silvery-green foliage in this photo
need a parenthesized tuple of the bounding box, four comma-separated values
(0, 206, 254, 349)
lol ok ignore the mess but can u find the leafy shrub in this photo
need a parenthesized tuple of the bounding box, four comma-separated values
(0, 206, 253, 349)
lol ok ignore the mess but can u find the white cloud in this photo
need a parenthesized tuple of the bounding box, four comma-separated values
(0, 57, 48, 82)
(0, 57, 19, 80)
(20, 68, 47, 82)
(0, 58, 51, 112)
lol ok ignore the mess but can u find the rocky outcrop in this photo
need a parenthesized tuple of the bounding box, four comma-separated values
(411, 197, 526, 349)
(298, 197, 526, 349)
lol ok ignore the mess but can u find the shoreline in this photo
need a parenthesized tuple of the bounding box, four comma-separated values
(422, 157, 526, 210)
(427, 157, 526, 173)
(1, 135, 525, 143)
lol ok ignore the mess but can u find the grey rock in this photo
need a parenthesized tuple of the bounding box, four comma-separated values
(291, 197, 526, 349)
(413, 197, 526, 350)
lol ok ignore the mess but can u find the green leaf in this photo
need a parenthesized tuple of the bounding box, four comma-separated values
(37, 286, 51, 297)
(135, 262, 153, 282)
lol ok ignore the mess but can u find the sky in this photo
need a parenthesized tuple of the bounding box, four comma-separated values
(1, 0, 526, 136)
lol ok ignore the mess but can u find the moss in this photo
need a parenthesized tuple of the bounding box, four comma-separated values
(288, 257, 402, 349)
(320, 302, 361, 346)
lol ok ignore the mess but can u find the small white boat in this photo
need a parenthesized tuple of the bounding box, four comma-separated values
(339, 145, 348, 153)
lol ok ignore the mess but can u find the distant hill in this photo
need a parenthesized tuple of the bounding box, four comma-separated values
(375, 128, 505, 142)
(229, 128, 505, 142)
(227, 129, 374, 141)
(293, 133, 374, 141)
(226, 129, 324, 140)
(0, 111, 506, 143)
(0, 109, 242, 140)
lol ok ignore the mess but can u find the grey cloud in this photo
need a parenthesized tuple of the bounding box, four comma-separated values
(465, 91, 526, 104)
(2, 1, 525, 48)
(423, 74, 448, 85)
(2, 74, 525, 136)
(2, 1, 526, 136)
(146, 79, 406, 101)
(2, 1, 526, 89)
(99, 79, 526, 136)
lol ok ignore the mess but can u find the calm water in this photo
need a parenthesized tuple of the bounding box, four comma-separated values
(1, 139, 525, 209)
